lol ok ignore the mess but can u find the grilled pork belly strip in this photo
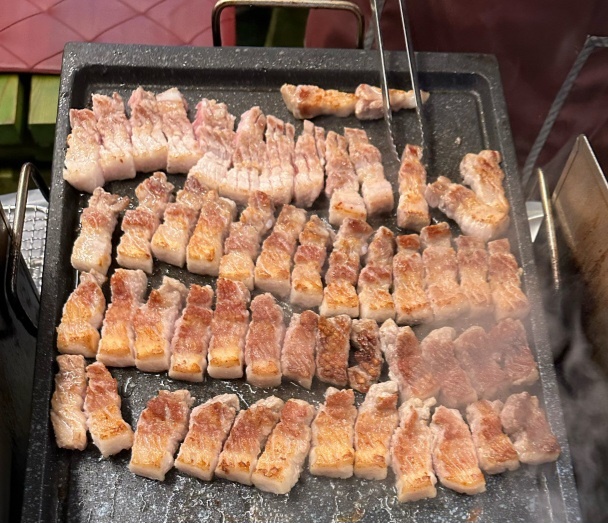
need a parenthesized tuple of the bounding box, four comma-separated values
(354, 381, 399, 480)
(397, 144, 429, 231)
(348, 319, 384, 393)
(431, 406, 486, 495)
(501, 392, 561, 465)
(354, 84, 430, 120)
(259, 115, 296, 205)
(215, 396, 284, 485)
(293, 120, 325, 207)
(56, 271, 106, 358)
(315, 315, 352, 387)
(97, 269, 147, 367)
(175, 394, 240, 481)
(192, 98, 236, 164)
(455, 235, 493, 317)
(466, 400, 519, 474)
(281, 310, 319, 389)
(71, 188, 129, 275)
(460, 150, 509, 212)
(129, 389, 193, 481)
(489, 319, 538, 387)
(310, 388, 357, 478)
(50, 355, 87, 451)
(133, 277, 188, 372)
(391, 398, 437, 502)
(84, 362, 133, 457)
(245, 293, 286, 388)
(169, 285, 214, 382)
(207, 278, 251, 379)
(252, 399, 316, 494)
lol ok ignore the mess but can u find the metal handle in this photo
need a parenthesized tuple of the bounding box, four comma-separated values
(212, 0, 365, 48)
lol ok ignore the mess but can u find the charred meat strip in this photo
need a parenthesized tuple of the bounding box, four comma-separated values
(455, 235, 493, 317)
(293, 120, 325, 207)
(281, 310, 319, 389)
(192, 98, 236, 165)
(354, 84, 430, 120)
(315, 315, 352, 387)
(129, 389, 193, 481)
(348, 319, 384, 393)
(397, 144, 429, 231)
(50, 355, 87, 451)
(259, 115, 296, 204)
(281, 84, 356, 119)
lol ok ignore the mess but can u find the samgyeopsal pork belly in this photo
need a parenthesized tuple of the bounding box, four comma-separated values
(192, 98, 236, 164)
(84, 362, 133, 457)
(156, 88, 201, 173)
(431, 406, 486, 495)
(63, 108, 104, 192)
(281, 310, 319, 389)
(117, 172, 174, 273)
(129, 389, 193, 481)
(259, 115, 296, 204)
(56, 271, 106, 358)
(391, 398, 437, 502)
(348, 319, 384, 393)
(207, 278, 250, 379)
(186, 190, 237, 276)
(489, 319, 538, 387)
(392, 234, 433, 325)
(455, 235, 493, 317)
(466, 400, 519, 474)
(315, 315, 352, 387)
(252, 399, 316, 494)
(133, 277, 188, 372)
(293, 120, 325, 207)
(290, 215, 333, 308)
(91, 92, 136, 182)
(354, 84, 430, 120)
(50, 355, 87, 451)
(397, 144, 429, 231)
(358, 226, 395, 322)
(310, 387, 357, 478)
(215, 396, 284, 485)
(150, 203, 199, 267)
(97, 269, 147, 367)
(380, 320, 439, 402)
(488, 238, 531, 320)
(71, 188, 129, 275)
(244, 293, 286, 388)
(175, 394, 240, 480)
(169, 285, 214, 382)
(460, 150, 509, 213)
(420, 327, 477, 409)
(421, 222, 470, 321)
(354, 381, 399, 480)
(281, 84, 357, 119)
(501, 392, 561, 465)
(453, 326, 508, 400)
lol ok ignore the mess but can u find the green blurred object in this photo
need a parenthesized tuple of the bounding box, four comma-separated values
(28, 75, 60, 148)
(236, 6, 273, 46)
(0, 75, 24, 145)
(265, 7, 309, 47)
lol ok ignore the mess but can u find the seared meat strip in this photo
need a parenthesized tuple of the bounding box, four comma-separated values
(348, 319, 384, 393)
(259, 115, 296, 205)
(455, 235, 493, 317)
(281, 310, 319, 389)
(460, 150, 509, 212)
(192, 98, 236, 165)
(281, 84, 356, 119)
(354, 84, 430, 120)
(293, 120, 325, 207)
(397, 144, 429, 231)
(315, 315, 352, 387)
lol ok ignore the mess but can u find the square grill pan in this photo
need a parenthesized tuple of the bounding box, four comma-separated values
(21, 42, 581, 523)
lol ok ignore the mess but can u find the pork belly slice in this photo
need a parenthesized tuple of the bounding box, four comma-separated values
(192, 98, 236, 164)
(169, 285, 214, 382)
(420, 327, 477, 408)
(71, 188, 129, 275)
(431, 406, 486, 495)
(207, 278, 250, 379)
(488, 239, 531, 320)
(259, 115, 296, 205)
(293, 120, 325, 207)
(466, 400, 519, 474)
(354, 381, 399, 480)
(391, 398, 437, 502)
(97, 269, 147, 367)
(354, 84, 430, 120)
(188, 151, 229, 192)
(309, 388, 357, 478)
(133, 277, 188, 372)
(156, 88, 201, 173)
(329, 188, 367, 227)
(63, 108, 104, 192)
(57, 271, 106, 358)
(392, 234, 433, 324)
(175, 394, 239, 481)
(151, 202, 199, 267)
(455, 235, 493, 317)
(50, 355, 87, 451)
(244, 293, 286, 388)
(460, 150, 509, 212)
(501, 392, 560, 464)
(129, 389, 193, 481)
(315, 315, 352, 387)
(453, 326, 508, 400)
(215, 396, 284, 485)
(397, 144, 429, 231)
(255, 205, 307, 297)
(281, 84, 356, 119)
(348, 319, 383, 393)
(380, 320, 439, 402)
(252, 399, 316, 494)
(281, 311, 318, 389)
(128, 87, 168, 172)
(489, 318, 539, 387)
(92, 92, 136, 182)
(84, 362, 134, 457)
(421, 222, 470, 321)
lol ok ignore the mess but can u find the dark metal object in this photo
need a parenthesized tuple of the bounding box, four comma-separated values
(21, 42, 581, 523)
